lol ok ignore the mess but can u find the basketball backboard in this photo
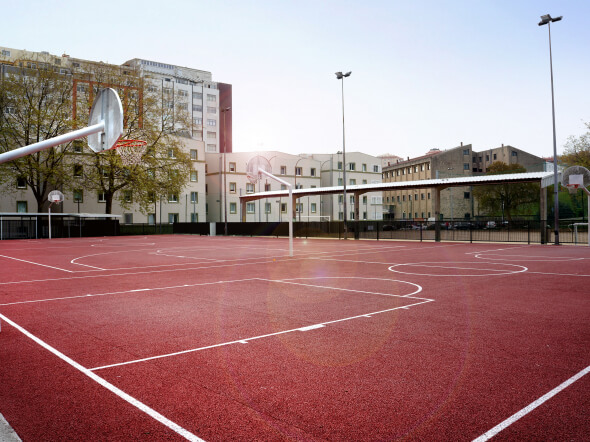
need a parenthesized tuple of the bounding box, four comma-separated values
(87, 88, 124, 152)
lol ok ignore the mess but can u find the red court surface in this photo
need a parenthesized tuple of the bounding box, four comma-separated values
(0, 235, 588, 441)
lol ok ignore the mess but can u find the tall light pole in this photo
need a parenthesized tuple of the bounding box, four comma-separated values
(335, 71, 351, 238)
(221, 106, 231, 235)
(539, 13, 562, 245)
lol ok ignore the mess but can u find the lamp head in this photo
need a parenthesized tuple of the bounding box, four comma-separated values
(335, 72, 343, 79)
(539, 14, 563, 26)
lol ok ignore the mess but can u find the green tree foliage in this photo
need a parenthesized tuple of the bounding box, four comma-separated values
(0, 61, 75, 211)
(561, 121, 590, 169)
(472, 162, 539, 220)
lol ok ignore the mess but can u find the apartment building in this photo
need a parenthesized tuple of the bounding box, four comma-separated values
(310, 152, 383, 221)
(205, 151, 323, 222)
(382, 144, 546, 221)
(0, 46, 216, 224)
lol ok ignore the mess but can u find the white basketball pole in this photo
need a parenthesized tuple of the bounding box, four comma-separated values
(0, 122, 105, 165)
(258, 169, 293, 257)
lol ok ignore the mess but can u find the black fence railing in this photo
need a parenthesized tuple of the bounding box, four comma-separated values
(1, 215, 587, 245)
(0, 215, 119, 240)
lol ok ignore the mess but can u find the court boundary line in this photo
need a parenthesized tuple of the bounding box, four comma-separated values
(0, 254, 74, 273)
(0, 312, 203, 442)
(473, 364, 590, 442)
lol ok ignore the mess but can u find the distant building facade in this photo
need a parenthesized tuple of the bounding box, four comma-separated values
(382, 144, 546, 220)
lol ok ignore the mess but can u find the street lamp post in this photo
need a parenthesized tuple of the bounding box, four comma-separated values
(221, 106, 231, 235)
(335, 71, 351, 238)
(539, 13, 562, 245)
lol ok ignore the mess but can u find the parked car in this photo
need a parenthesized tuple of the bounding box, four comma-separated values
(382, 224, 397, 231)
(453, 222, 473, 230)
(485, 221, 497, 229)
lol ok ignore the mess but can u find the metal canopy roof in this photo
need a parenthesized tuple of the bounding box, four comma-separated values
(240, 171, 558, 202)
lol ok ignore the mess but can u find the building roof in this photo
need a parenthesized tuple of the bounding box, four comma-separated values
(240, 171, 558, 202)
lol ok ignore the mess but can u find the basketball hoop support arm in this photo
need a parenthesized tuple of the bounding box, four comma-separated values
(258, 168, 293, 257)
(0, 122, 106, 165)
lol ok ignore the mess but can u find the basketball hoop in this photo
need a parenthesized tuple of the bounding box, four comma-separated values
(566, 184, 579, 195)
(113, 139, 147, 166)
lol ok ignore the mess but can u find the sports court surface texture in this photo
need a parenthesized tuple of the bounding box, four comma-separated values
(0, 235, 588, 441)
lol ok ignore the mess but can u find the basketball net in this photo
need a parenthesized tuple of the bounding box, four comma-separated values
(566, 184, 579, 195)
(114, 139, 147, 166)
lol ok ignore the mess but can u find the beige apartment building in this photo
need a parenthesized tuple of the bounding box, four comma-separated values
(205, 151, 322, 223)
(0, 46, 215, 224)
(311, 152, 383, 221)
(382, 144, 547, 221)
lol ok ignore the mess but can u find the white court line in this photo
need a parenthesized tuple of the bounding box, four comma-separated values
(0, 254, 73, 273)
(272, 278, 425, 299)
(0, 278, 261, 306)
(0, 312, 203, 442)
(90, 299, 432, 371)
(473, 365, 590, 442)
(398, 263, 524, 273)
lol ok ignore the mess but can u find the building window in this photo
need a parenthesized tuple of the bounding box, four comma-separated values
(193, 117, 203, 124)
(463, 163, 469, 170)
(124, 190, 132, 203)
(362, 163, 367, 172)
(421, 193, 425, 200)
(73, 140, 83, 153)
(1, 49, 11, 56)
(167, 148, 176, 158)
(464, 192, 470, 199)
(124, 213, 133, 224)
(16, 201, 27, 213)
(512, 151, 518, 157)
(295, 183, 303, 189)
(280, 166, 287, 175)
(373, 165, 379, 172)
(428, 192, 431, 199)
(207, 94, 217, 102)
(191, 213, 198, 222)
(349, 179, 356, 185)
(16, 177, 27, 189)
(230, 202, 237, 214)
(310, 168, 316, 177)
(193, 92, 202, 99)
(207, 106, 217, 114)
(229, 182, 236, 193)
(281, 184, 287, 190)
(281, 203, 287, 213)
(168, 213, 179, 224)
(73, 189, 83, 203)
(338, 178, 343, 186)
(227, 162, 236, 172)
(190, 192, 198, 203)
(337, 161, 343, 170)
(295, 167, 302, 176)
(349, 163, 356, 171)
(397, 195, 401, 202)
(311, 203, 317, 213)
(265, 203, 272, 214)
(402, 195, 406, 202)
(463, 149, 469, 155)
(420, 164, 424, 171)
(168, 193, 179, 203)
(363, 196, 368, 204)
(98, 192, 106, 203)
(246, 202, 255, 213)
(493, 154, 497, 160)
(192, 105, 203, 112)
(207, 119, 216, 126)
(190, 149, 198, 161)
(264, 183, 271, 191)
(206, 144, 216, 152)
(414, 194, 418, 200)
(362, 179, 367, 184)
(73, 164, 83, 177)
(207, 131, 217, 139)
(414, 166, 418, 173)
(396, 170, 400, 176)
(246, 183, 255, 193)
(190, 171, 198, 182)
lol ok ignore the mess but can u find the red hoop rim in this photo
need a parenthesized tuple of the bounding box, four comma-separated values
(114, 139, 147, 148)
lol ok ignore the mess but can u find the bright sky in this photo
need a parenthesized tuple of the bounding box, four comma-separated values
(4, 0, 589, 160)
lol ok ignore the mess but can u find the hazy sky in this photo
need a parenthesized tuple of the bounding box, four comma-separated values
(3, 0, 589, 160)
